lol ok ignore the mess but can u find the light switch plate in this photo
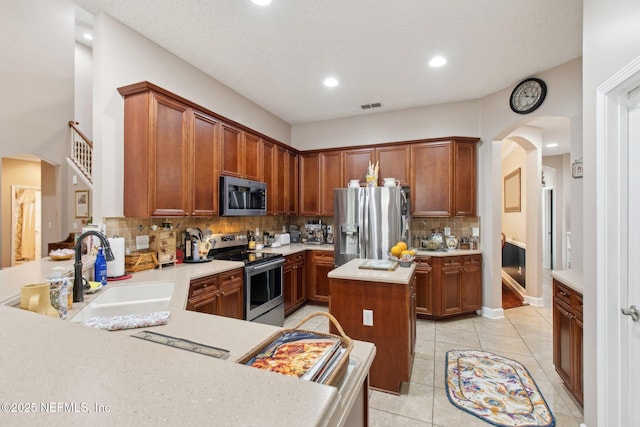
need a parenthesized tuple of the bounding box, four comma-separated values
(363, 309, 373, 326)
(136, 235, 149, 250)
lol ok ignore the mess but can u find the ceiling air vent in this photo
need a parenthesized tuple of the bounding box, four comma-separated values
(360, 102, 382, 110)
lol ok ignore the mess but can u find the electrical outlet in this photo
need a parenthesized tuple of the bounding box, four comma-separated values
(363, 309, 373, 326)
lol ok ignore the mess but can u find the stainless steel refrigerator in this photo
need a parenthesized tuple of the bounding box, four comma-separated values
(334, 187, 410, 267)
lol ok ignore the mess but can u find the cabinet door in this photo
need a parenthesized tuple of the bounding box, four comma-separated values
(219, 269, 244, 319)
(375, 144, 411, 187)
(440, 257, 463, 316)
(262, 140, 277, 215)
(283, 255, 295, 312)
(186, 293, 220, 315)
(150, 93, 191, 217)
(343, 148, 375, 184)
(243, 132, 262, 181)
(454, 141, 476, 216)
(299, 153, 321, 215)
(414, 256, 433, 316)
(294, 256, 306, 306)
(287, 150, 299, 215)
(573, 316, 584, 405)
(411, 141, 453, 216)
(191, 111, 219, 216)
(553, 299, 573, 387)
(409, 275, 417, 362)
(320, 151, 343, 216)
(276, 145, 287, 215)
(220, 123, 243, 178)
(461, 255, 482, 311)
(306, 251, 334, 303)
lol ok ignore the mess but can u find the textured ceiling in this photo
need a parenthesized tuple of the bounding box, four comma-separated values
(74, 0, 582, 154)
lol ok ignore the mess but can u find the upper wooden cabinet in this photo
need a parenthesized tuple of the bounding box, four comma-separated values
(220, 124, 261, 181)
(120, 87, 203, 217)
(320, 151, 343, 216)
(287, 150, 299, 215)
(299, 153, 321, 216)
(375, 144, 411, 187)
(411, 139, 477, 217)
(262, 140, 277, 215)
(191, 111, 220, 217)
(343, 148, 375, 185)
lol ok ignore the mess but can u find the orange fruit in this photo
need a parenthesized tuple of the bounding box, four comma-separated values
(390, 245, 402, 257)
(396, 241, 408, 251)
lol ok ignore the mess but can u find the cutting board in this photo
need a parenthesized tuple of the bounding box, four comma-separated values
(358, 259, 398, 271)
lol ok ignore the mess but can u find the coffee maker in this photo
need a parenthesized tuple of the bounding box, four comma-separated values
(304, 220, 327, 244)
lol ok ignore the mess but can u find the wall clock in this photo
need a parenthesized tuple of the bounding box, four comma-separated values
(509, 78, 547, 114)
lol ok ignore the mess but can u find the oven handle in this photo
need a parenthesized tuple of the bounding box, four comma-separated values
(244, 257, 284, 275)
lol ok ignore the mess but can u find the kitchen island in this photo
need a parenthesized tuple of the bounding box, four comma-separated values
(328, 259, 416, 394)
(0, 257, 375, 426)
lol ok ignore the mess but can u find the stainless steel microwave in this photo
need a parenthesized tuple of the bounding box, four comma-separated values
(219, 176, 267, 216)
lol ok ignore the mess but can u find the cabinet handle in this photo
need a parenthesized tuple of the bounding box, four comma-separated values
(559, 291, 569, 297)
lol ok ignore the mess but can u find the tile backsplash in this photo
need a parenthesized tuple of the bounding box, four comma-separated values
(105, 216, 479, 253)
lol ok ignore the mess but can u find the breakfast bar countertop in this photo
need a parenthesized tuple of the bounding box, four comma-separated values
(551, 269, 583, 294)
(0, 256, 375, 427)
(328, 258, 416, 285)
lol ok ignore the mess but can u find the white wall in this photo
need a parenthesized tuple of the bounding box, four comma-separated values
(74, 43, 93, 139)
(292, 99, 480, 150)
(91, 12, 292, 220)
(0, 0, 75, 265)
(583, 1, 640, 425)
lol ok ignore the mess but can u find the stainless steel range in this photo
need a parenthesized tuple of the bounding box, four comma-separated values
(207, 233, 284, 326)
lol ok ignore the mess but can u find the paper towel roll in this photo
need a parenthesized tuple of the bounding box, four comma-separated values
(107, 237, 126, 277)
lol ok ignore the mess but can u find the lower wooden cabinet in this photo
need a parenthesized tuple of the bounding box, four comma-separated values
(415, 254, 482, 319)
(284, 252, 306, 316)
(553, 279, 583, 406)
(306, 250, 334, 304)
(186, 268, 244, 320)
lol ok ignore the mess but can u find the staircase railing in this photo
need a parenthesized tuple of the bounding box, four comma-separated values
(68, 121, 93, 183)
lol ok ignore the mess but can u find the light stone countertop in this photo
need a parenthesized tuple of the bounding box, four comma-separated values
(414, 248, 482, 257)
(327, 258, 416, 285)
(252, 243, 334, 256)
(551, 269, 583, 294)
(0, 256, 375, 426)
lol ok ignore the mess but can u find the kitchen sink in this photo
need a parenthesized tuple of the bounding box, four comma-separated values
(70, 281, 174, 323)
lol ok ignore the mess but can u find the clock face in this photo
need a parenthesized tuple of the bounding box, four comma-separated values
(509, 78, 547, 114)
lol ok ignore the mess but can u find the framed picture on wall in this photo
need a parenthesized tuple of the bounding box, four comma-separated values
(75, 190, 90, 218)
(504, 168, 521, 213)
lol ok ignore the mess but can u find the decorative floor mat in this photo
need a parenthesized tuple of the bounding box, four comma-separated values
(445, 350, 554, 427)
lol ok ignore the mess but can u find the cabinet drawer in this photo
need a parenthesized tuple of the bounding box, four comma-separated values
(553, 281, 573, 306)
(189, 276, 219, 298)
(309, 251, 334, 263)
(220, 268, 243, 288)
(573, 293, 583, 322)
(415, 256, 431, 266)
(149, 230, 176, 247)
(157, 251, 176, 264)
(462, 254, 481, 265)
(442, 256, 462, 268)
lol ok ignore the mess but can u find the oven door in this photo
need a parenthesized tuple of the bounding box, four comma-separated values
(244, 257, 284, 326)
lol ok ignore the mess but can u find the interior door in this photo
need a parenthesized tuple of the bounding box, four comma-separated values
(625, 85, 640, 425)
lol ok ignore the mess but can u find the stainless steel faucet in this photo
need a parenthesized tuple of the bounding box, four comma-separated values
(73, 231, 115, 302)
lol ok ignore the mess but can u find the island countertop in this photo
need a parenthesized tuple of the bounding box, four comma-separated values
(328, 258, 416, 285)
(0, 257, 375, 426)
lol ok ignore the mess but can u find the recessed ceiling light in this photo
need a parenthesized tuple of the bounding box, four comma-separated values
(323, 77, 339, 87)
(83, 32, 93, 41)
(252, 0, 272, 5)
(428, 56, 447, 68)
(546, 143, 558, 148)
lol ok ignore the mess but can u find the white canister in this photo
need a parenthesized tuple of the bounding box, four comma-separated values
(348, 179, 360, 188)
(383, 178, 400, 187)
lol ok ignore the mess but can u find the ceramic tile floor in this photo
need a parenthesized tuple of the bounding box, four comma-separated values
(284, 269, 585, 427)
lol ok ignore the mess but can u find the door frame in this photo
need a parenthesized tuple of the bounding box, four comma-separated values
(10, 185, 42, 266)
(596, 54, 640, 427)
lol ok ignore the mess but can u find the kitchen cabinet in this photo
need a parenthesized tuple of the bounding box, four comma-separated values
(120, 89, 191, 217)
(343, 148, 375, 185)
(283, 252, 306, 316)
(306, 250, 334, 304)
(287, 150, 299, 215)
(414, 255, 433, 316)
(418, 254, 483, 319)
(220, 123, 261, 181)
(119, 83, 222, 218)
(262, 140, 277, 215)
(410, 139, 478, 217)
(375, 144, 411, 187)
(553, 279, 583, 406)
(275, 145, 287, 215)
(299, 151, 343, 216)
(329, 272, 416, 394)
(186, 268, 244, 319)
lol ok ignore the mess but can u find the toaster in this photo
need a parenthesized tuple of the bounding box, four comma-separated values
(274, 233, 290, 245)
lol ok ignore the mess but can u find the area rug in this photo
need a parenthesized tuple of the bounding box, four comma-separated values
(445, 350, 555, 427)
